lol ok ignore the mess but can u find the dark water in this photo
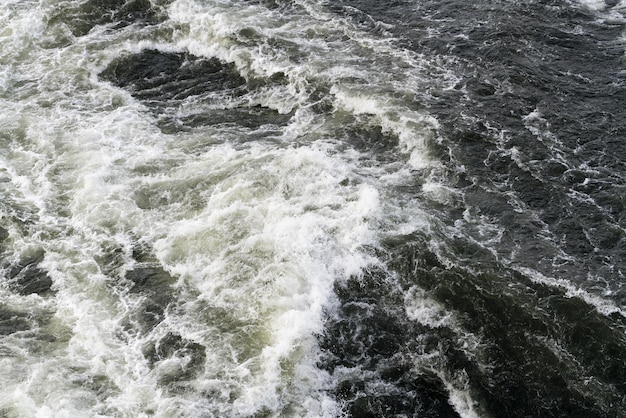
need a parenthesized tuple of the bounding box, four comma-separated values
(1, 0, 625, 416)
(320, 1, 626, 417)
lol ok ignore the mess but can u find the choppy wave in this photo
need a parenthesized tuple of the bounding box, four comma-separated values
(1, 0, 626, 417)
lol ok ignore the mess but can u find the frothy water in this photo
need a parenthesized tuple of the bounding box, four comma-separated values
(2, 0, 626, 417)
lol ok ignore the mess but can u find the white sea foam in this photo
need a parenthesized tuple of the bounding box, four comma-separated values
(443, 375, 482, 418)
(0, 1, 395, 409)
(574, 0, 626, 29)
(0, 3, 352, 415)
(515, 266, 626, 318)
(405, 285, 453, 328)
(168, 0, 448, 172)
(575, 0, 608, 11)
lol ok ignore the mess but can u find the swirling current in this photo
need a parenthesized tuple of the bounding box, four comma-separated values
(1, 0, 625, 417)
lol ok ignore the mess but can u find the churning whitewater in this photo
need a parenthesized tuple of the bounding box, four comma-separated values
(1, 0, 626, 417)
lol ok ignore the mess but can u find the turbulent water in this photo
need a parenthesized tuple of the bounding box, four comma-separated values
(1, 0, 625, 416)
